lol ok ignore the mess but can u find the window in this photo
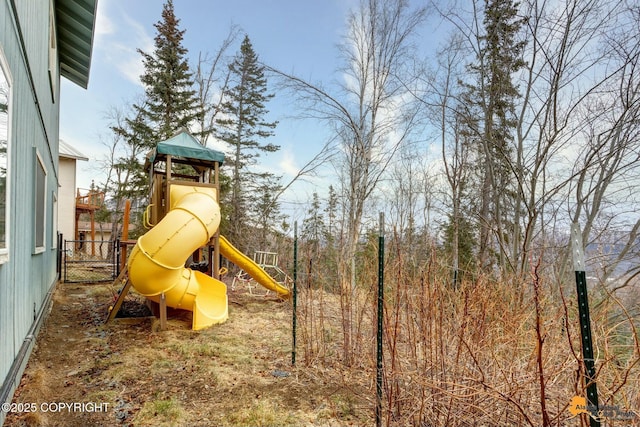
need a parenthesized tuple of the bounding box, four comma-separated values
(48, 0, 58, 101)
(0, 50, 10, 263)
(34, 149, 47, 253)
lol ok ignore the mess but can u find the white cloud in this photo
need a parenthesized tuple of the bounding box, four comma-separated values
(278, 148, 299, 177)
(112, 46, 145, 86)
(110, 13, 153, 85)
(95, 3, 153, 87)
(120, 13, 154, 54)
(94, 0, 114, 39)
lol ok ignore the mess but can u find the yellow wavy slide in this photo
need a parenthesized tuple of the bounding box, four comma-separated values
(127, 184, 228, 330)
(219, 235, 291, 298)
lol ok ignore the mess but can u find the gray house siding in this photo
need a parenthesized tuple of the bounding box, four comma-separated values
(0, 1, 96, 424)
(0, 0, 60, 411)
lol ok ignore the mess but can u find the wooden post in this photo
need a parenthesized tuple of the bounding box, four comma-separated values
(120, 199, 131, 272)
(159, 293, 167, 331)
(105, 267, 131, 323)
(90, 210, 96, 256)
(165, 155, 172, 218)
(213, 162, 220, 279)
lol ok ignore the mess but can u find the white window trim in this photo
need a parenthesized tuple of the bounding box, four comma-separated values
(0, 47, 11, 264)
(34, 148, 47, 254)
(51, 190, 57, 249)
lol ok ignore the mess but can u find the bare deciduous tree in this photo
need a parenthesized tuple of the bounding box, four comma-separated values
(269, 0, 426, 364)
(193, 25, 240, 144)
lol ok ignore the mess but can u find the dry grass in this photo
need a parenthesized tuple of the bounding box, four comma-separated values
(5, 257, 640, 426)
(293, 253, 640, 426)
(5, 284, 372, 427)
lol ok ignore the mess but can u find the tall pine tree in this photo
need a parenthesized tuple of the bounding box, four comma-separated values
(461, 0, 526, 272)
(132, 0, 201, 145)
(249, 171, 285, 250)
(216, 35, 279, 249)
(109, 0, 201, 232)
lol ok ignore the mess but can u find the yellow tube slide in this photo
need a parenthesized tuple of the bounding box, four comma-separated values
(127, 185, 228, 330)
(219, 235, 290, 298)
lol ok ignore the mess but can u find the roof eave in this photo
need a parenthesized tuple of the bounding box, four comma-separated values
(56, 0, 98, 89)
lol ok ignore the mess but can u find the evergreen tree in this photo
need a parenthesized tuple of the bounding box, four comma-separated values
(248, 171, 285, 250)
(108, 0, 201, 232)
(302, 192, 326, 251)
(442, 212, 476, 283)
(132, 0, 201, 145)
(109, 107, 150, 199)
(461, 0, 526, 272)
(325, 185, 339, 244)
(216, 35, 279, 248)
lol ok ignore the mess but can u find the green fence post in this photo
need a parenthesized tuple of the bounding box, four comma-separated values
(571, 223, 599, 427)
(292, 221, 298, 366)
(376, 212, 385, 427)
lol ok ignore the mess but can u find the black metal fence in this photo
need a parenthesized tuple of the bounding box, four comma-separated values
(62, 239, 119, 283)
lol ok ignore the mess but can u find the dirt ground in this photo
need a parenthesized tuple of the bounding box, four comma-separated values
(4, 281, 372, 427)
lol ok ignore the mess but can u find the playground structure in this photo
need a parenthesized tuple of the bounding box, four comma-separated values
(107, 130, 290, 330)
(230, 246, 292, 295)
(74, 186, 105, 257)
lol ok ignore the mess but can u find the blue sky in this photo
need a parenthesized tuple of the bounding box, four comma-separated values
(60, 0, 358, 217)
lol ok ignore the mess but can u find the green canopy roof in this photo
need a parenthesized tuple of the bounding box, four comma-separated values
(153, 130, 225, 165)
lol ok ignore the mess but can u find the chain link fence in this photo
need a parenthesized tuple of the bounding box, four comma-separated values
(62, 239, 119, 283)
